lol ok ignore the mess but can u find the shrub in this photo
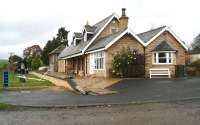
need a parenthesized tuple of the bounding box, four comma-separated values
(112, 48, 144, 77)
(31, 56, 42, 70)
(189, 59, 200, 70)
(187, 59, 200, 76)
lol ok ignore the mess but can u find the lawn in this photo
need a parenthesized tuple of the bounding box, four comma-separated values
(0, 70, 53, 89)
(0, 103, 15, 110)
(0, 59, 8, 68)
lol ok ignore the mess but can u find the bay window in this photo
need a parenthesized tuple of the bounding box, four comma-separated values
(153, 52, 175, 64)
(94, 51, 104, 69)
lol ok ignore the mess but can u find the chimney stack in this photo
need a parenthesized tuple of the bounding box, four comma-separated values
(119, 8, 129, 30)
(122, 8, 126, 17)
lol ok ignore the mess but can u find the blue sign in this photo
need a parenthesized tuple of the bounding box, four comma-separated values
(3, 70, 9, 88)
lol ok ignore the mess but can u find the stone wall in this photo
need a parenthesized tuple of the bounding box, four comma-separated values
(105, 34, 144, 77)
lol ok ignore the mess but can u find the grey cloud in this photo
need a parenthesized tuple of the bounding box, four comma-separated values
(0, 16, 66, 45)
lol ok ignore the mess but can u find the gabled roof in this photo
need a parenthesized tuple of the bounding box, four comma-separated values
(86, 28, 145, 53)
(93, 13, 117, 32)
(140, 26, 188, 50)
(49, 44, 66, 55)
(59, 12, 188, 59)
(86, 29, 127, 52)
(152, 41, 177, 51)
(82, 13, 119, 52)
(59, 13, 119, 59)
(137, 26, 166, 43)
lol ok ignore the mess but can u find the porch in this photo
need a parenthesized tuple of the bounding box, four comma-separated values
(65, 55, 87, 77)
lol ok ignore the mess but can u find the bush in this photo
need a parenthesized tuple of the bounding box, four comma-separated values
(31, 56, 42, 70)
(187, 59, 200, 76)
(189, 59, 200, 70)
(112, 48, 144, 77)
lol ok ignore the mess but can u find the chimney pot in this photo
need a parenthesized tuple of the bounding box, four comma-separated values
(122, 8, 126, 17)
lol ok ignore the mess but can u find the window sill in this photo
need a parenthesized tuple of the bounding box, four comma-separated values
(93, 69, 105, 71)
(152, 63, 174, 65)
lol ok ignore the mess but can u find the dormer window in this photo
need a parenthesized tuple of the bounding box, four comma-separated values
(87, 33, 94, 41)
(83, 24, 96, 42)
(83, 30, 94, 42)
(111, 27, 118, 34)
(73, 38, 82, 46)
(73, 32, 83, 46)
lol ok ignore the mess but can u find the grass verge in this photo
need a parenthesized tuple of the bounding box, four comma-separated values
(0, 103, 15, 110)
(0, 70, 54, 89)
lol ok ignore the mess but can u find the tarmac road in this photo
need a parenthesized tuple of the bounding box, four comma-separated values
(0, 77, 200, 107)
(0, 100, 200, 125)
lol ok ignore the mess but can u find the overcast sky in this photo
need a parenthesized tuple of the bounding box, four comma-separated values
(0, 0, 199, 59)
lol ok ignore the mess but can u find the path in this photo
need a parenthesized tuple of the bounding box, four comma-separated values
(30, 72, 73, 91)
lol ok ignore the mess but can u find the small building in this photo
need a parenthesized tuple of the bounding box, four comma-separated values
(49, 44, 65, 72)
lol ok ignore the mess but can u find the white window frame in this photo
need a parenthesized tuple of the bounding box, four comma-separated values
(152, 51, 175, 65)
(84, 32, 87, 42)
(91, 51, 105, 70)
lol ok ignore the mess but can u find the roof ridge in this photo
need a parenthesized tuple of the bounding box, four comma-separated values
(93, 13, 115, 26)
(137, 26, 166, 35)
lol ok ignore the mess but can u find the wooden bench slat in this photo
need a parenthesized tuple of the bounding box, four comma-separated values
(149, 68, 171, 79)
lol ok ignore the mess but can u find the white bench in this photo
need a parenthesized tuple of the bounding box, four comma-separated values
(149, 68, 171, 79)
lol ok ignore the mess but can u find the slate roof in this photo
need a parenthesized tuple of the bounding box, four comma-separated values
(152, 41, 177, 51)
(59, 14, 184, 59)
(137, 26, 166, 43)
(74, 32, 83, 39)
(84, 25, 97, 33)
(59, 40, 90, 58)
(49, 44, 66, 55)
(189, 49, 200, 54)
(94, 13, 115, 32)
(86, 26, 169, 52)
(59, 13, 115, 58)
(86, 29, 127, 52)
